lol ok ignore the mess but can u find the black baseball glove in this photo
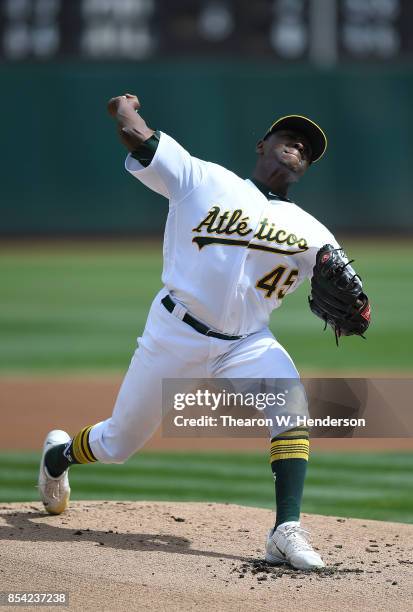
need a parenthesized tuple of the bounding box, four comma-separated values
(308, 244, 371, 345)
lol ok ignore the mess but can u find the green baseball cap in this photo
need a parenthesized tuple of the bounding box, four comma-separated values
(264, 114, 327, 163)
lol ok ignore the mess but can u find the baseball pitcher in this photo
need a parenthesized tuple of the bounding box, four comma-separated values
(38, 94, 371, 570)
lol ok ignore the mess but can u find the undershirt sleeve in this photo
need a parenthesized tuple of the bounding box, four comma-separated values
(131, 130, 161, 167)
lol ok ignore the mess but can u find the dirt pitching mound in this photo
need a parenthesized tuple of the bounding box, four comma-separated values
(0, 502, 412, 611)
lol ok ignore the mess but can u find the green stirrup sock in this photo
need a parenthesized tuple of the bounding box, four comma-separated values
(270, 428, 310, 529)
(45, 425, 97, 477)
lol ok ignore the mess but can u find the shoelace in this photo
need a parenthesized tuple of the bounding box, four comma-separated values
(281, 525, 313, 553)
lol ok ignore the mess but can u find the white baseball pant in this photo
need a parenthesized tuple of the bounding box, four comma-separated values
(89, 289, 300, 463)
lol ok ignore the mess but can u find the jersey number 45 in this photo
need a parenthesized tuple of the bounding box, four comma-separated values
(256, 265, 298, 299)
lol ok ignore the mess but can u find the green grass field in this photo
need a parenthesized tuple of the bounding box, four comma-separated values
(1, 451, 412, 523)
(0, 239, 412, 372)
(1, 240, 411, 523)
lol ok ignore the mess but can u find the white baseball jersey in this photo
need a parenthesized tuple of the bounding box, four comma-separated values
(125, 131, 339, 337)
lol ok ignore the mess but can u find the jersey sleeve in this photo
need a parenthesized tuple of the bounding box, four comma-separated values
(124, 131, 206, 203)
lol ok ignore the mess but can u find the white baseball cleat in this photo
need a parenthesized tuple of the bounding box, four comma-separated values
(265, 521, 325, 570)
(38, 430, 71, 515)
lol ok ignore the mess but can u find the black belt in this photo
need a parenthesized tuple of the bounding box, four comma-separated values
(161, 294, 245, 341)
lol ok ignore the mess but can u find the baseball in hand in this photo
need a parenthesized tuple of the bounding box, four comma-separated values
(107, 93, 141, 117)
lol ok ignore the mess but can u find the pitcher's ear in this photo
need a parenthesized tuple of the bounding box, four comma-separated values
(256, 139, 265, 155)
